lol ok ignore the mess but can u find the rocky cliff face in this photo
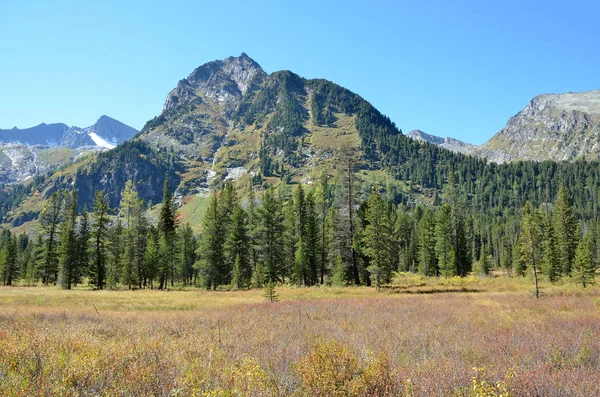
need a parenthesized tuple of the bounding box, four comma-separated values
(475, 90, 600, 162)
(162, 53, 265, 113)
(407, 130, 477, 154)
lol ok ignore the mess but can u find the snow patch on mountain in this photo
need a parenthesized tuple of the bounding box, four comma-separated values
(88, 132, 116, 149)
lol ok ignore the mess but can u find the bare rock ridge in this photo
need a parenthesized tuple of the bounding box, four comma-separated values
(475, 90, 600, 162)
(163, 53, 266, 113)
(407, 130, 478, 154)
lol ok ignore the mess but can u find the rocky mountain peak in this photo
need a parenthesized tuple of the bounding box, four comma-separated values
(476, 90, 600, 162)
(407, 130, 445, 145)
(162, 53, 265, 112)
(407, 130, 477, 154)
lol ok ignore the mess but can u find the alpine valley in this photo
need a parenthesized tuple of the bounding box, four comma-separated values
(2, 54, 600, 237)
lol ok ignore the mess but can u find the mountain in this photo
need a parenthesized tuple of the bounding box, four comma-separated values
(31, 53, 413, 215)
(0, 116, 138, 150)
(7, 54, 600, 236)
(407, 130, 477, 154)
(60, 115, 139, 149)
(0, 116, 138, 184)
(0, 123, 69, 146)
(475, 90, 600, 162)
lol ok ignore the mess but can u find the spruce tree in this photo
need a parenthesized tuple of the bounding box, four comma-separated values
(257, 188, 285, 283)
(363, 188, 394, 283)
(554, 186, 578, 276)
(417, 208, 437, 276)
(75, 207, 91, 286)
(224, 206, 250, 289)
(519, 201, 542, 298)
(179, 223, 197, 286)
(107, 219, 123, 289)
(58, 190, 78, 289)
(199, 191, 225, 289)
(158, 177, 177, 289)
(144, 227, 160, 289)
(91, 191, 110, 289)
(39, 190, 64, 284)
(0, 234, 18, 285)
(435, 204, 455, 277)
(542, 214, 561, 283)
(317, 172, 331, 284)
(573, 228, 597, 288)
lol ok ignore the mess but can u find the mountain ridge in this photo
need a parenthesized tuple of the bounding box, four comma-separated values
(406, 130, 478, 154)
(475, 89, 600, 162)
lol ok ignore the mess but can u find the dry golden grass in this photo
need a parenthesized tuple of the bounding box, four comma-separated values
(0, 277, 599, 396)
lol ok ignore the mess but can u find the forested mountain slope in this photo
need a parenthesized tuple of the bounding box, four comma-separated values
(3, 54, 600, 233)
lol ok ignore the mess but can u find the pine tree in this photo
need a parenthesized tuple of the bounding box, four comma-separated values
(435, 204, 455, 277)
(417, 208, 437, 276)
(304, 191, 321, 285)
(179, 223, 197, 286)
(317, 172, 331, 284)
(263, 279, 279, 303)
(39, 190, 64, 284)
(542, 214, 561, 283)
(158, 177, 177, 289)
(257, 188, 285, 283)
(292, 184, 307, 284)
(91, 191, 110, 290)
(199, 191, 226, 289)
(573, 228, 597, 288)
(363, 188, 394, 284)
(0, 234, 18, 285)
(107, 219, 123, 289)
(75, 208, 91, 286)
(554, 186, 578, 276)
(337, 146, 361, 285)
(58, 190, 78, 289)
(224, 206, 250, 289)
(120, 180, 140, 289)
(144, 227, 160, 289)
(519, 201, 542, 298)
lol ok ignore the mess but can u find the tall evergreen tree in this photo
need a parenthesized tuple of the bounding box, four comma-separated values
(435, 204, 455, 277)
(519, 202, 542, 298)
(573, 228, 597, 288)
(75, 207, 91, 286)
(199, 191, 225, 289)
(39, 190, 64, 284)
(91, 191, 110, 289)
(542, 213, 561, 283)
(0, 234, 18, 285)
(363, 189, 394, 284)
(224, 206, 250, 289)
(257, 188, 285, 283)
(317, 172, 331, 284)
(417, 208, 437, 276)
(158, 177, 177, 289)
(107, 219, 124, 289)
(120, 180, 145, 289)
(58, 190, 78, 289)
(179, 223, 197, 286)
(554, 186, 578, 276)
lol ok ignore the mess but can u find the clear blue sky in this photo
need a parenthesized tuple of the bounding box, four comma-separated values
(1, 0, 599, 144)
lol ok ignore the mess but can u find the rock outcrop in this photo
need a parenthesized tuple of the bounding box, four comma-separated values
(475, 90, 600, 162)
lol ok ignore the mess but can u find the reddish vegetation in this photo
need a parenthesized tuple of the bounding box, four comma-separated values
(0, 288, 599, 396)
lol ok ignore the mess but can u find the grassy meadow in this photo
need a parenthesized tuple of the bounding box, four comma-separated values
(0, 276, 599, 396)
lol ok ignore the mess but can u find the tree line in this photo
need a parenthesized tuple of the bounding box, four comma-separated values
(1, 164, 597, 291)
